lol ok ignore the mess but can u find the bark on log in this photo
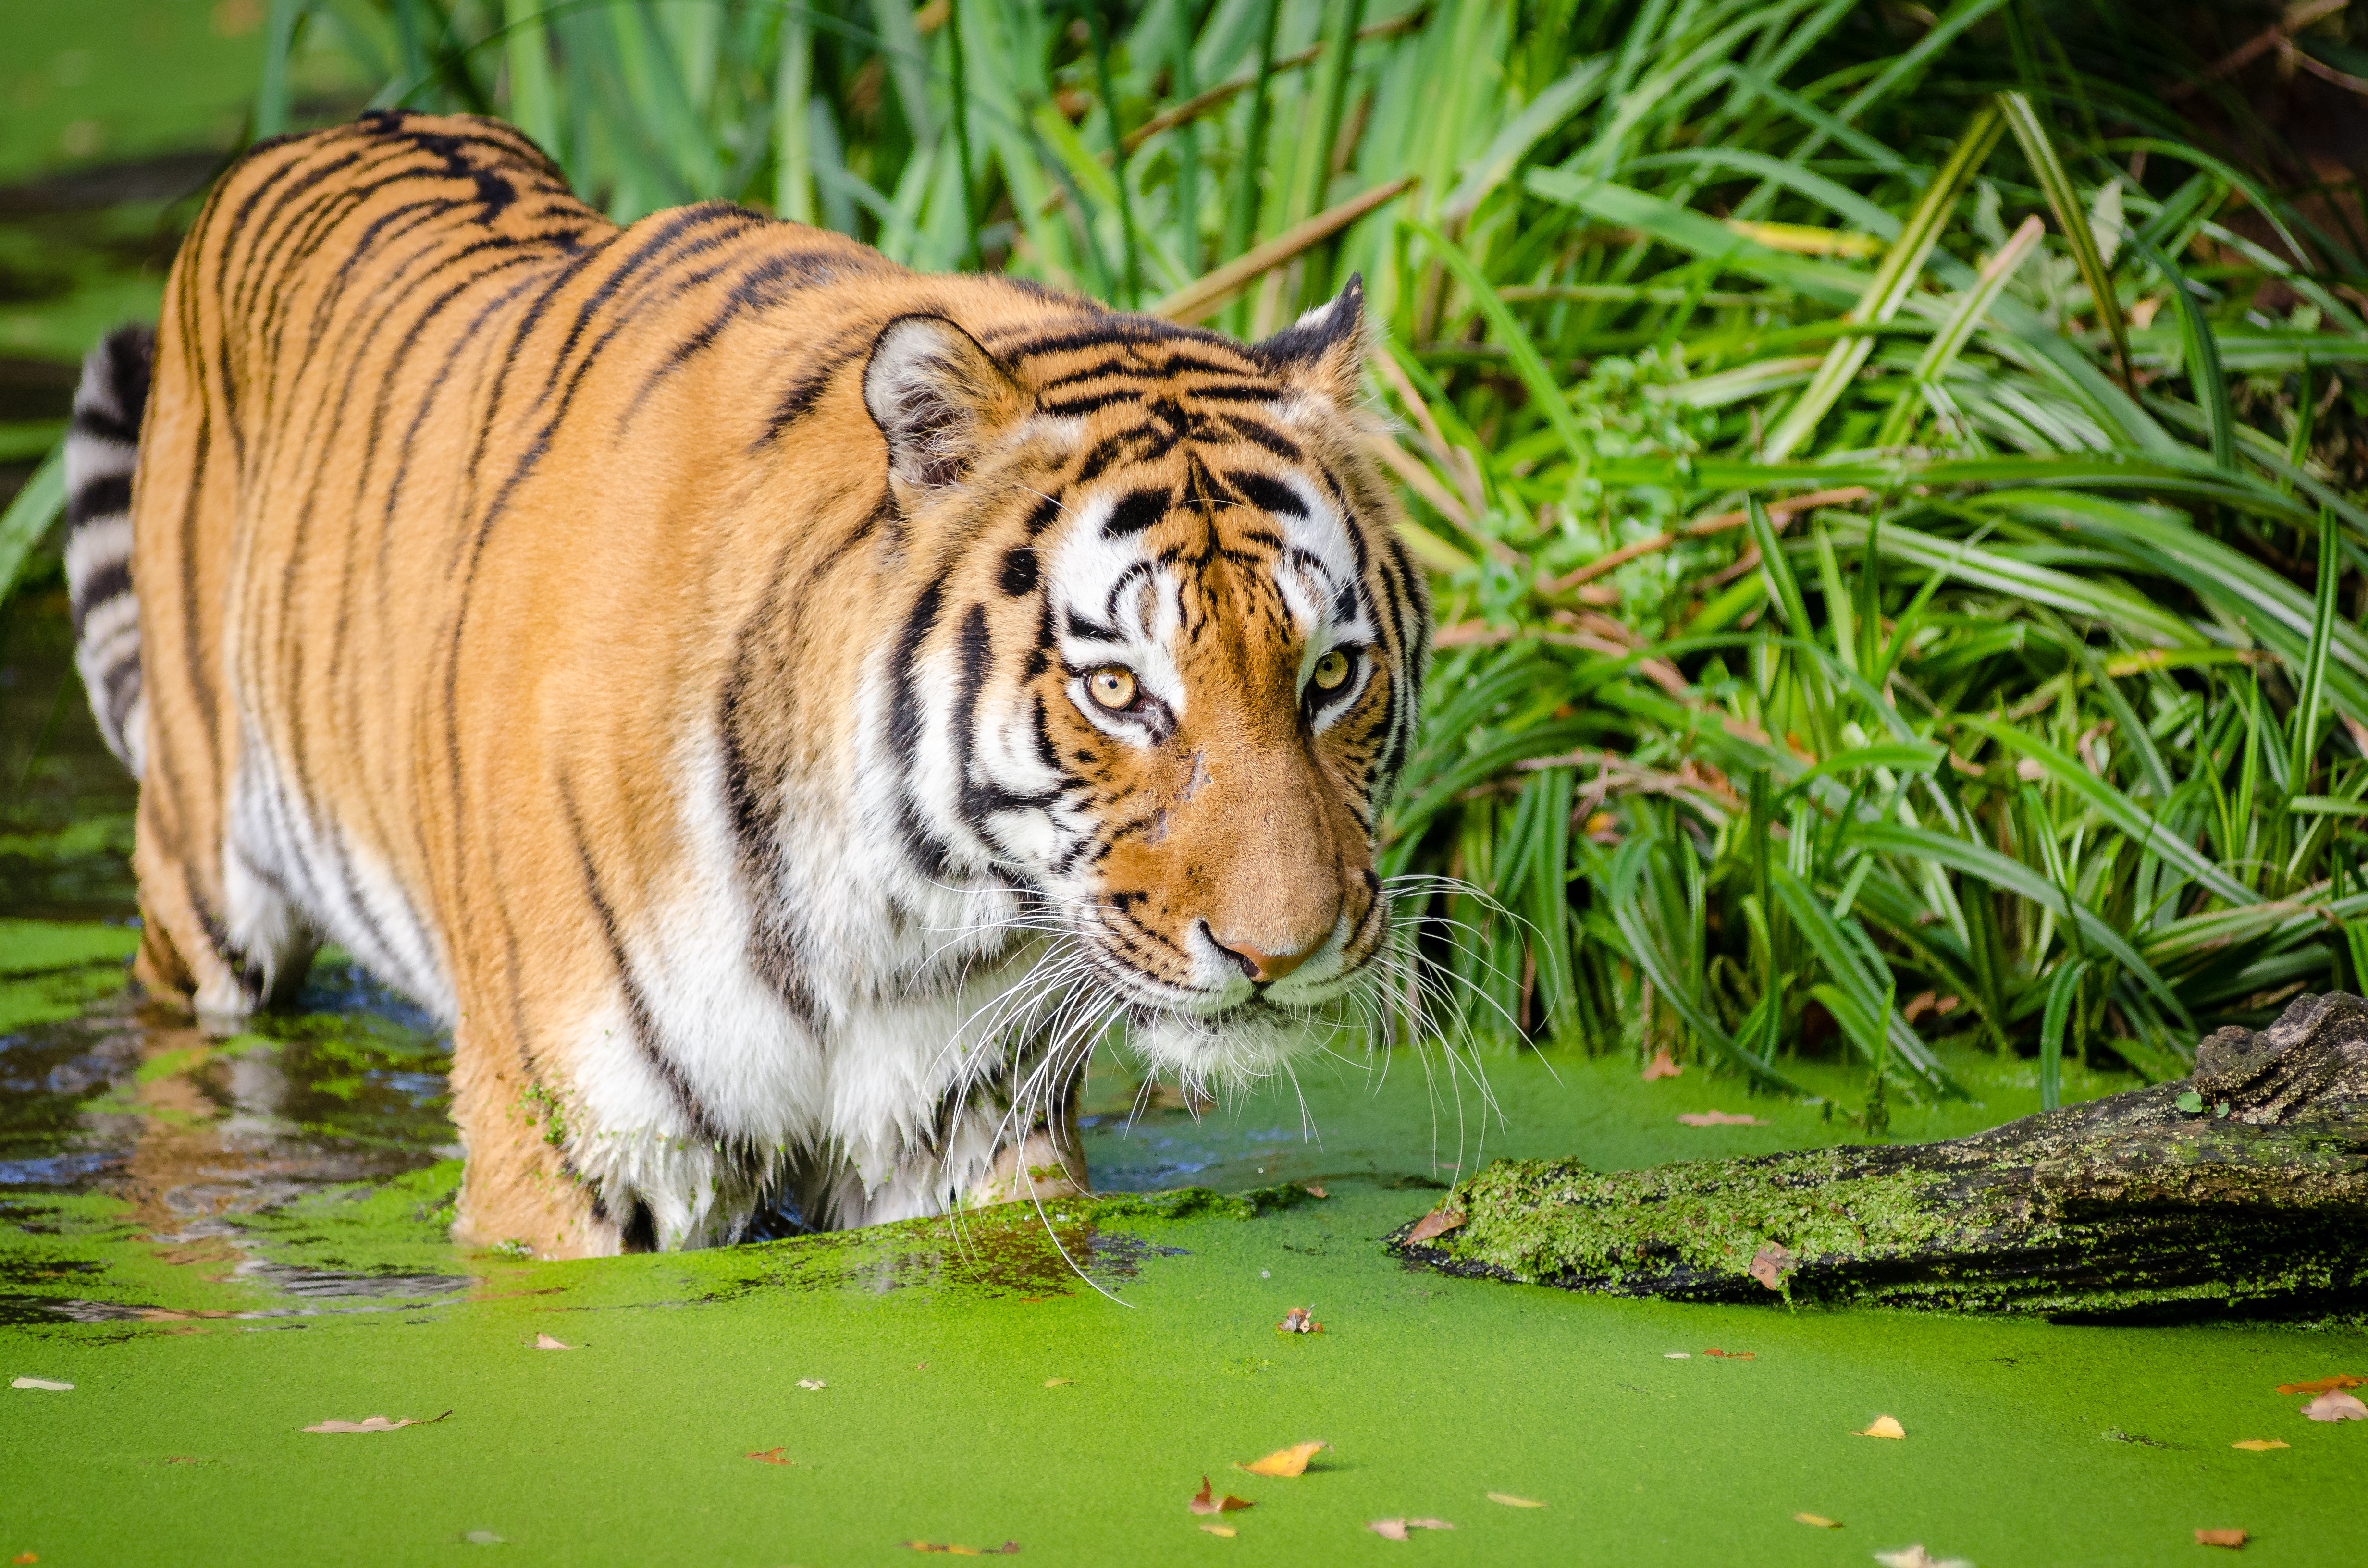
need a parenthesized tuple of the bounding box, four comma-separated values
(1388, 992, 2368, 1320)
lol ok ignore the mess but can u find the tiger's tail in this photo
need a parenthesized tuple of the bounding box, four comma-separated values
(64, 323, 153, 780)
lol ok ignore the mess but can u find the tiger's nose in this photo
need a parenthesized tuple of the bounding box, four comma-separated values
(1213, 933, 1323, 984)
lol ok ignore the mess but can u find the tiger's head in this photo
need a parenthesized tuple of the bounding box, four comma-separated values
(858, 279, 1427, 1085)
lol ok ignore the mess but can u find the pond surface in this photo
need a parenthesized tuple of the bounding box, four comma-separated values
(3, 587, 2361, 1567)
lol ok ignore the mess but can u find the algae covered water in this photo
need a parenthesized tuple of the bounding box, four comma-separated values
(4, 583, 2363, 1566)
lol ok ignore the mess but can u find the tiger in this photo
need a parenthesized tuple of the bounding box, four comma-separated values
(61, 110, 1429, 1259)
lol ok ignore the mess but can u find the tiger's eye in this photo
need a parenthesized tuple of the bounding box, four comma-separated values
(1312, 649, 1352, 691)
(1087, 667, 1137, 710)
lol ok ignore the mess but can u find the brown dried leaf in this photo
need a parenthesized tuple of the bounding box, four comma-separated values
(1303, 1184, 1327, 1199)
(1043, 1378, 1074, 1387)
(2194, 1529, 2247, 1548)
(303, 1411, 450, 1434)
(1703, 1348, 1755, 1360)
(2274, 1374, 2364, 1395)
(1190, 1477, 1254, 1516)
(1277, 1307, 1323, 1334)
(1641, 1048, 1683, 1081)
(1794, 1513, 1840, 1528)
(1485, 1493, 1544, 1508)
(1902, 991, 1937, 1024)
(1748, 1245, 1796, 1291)
(2230, 1439, 2288, 1452)
(1239, 1441, 1328, 1477)
(533, 1334, 573, 1350)
(1854, 1415, 1906, 1440)
(1677, 1111, 1763, 1126)
(1404, 1207, 1464, 1245)
(2300, 1389, 2368, 1421)
(745, 1448, 796, 1466)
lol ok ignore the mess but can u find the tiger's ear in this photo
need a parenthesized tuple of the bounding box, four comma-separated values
(1253, 274, 1368, 404)
(863, 314, 1027, 491)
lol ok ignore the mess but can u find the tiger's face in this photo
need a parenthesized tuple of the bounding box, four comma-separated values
(862, 282, 1426, 1083)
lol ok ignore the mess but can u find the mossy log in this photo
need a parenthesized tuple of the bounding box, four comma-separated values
(1388, 992, 2368, 1320)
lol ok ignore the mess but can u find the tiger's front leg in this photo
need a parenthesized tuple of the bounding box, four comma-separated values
(444, 1025, 627, 1260)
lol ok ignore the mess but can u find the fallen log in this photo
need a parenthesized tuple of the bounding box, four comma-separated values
(1388, 992, 2368, 1320)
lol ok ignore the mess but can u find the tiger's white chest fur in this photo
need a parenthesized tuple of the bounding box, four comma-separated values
(554, 714, 1070, 1250)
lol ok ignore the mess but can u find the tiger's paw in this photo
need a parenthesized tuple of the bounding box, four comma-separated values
(969, 1129, 1088, 1209)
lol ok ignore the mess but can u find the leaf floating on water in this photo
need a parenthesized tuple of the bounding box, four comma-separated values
(901, 1541, 1018, 1556)
(2194, 1529, 2247, 1549)
(1239, 1441, 1329, 1477)
(1795, 1513, 1841, 1528)
(796, 1379, 827, 1391)
(1677, 1111, 1762, 1126)
(1748, 1246, 1797, 1291)
(2300, 1389, 2367, 1421)
(1663, 1352, 1690, 1359)
(11, 1378, 72, 1392)
(1703, 1348, 1755, 1360)
(533, 1335, 573, 1350)
(1189, 1477, 1253, 1515)
(1642, 1048, 1684, 1081)
(1854, 1415, 1906, 1440)
(1043, 1378, 1074, 1387)
(1199, 1525, 1236, 1538)
(745, 1448, 796, 1466)
(304, 1411, 450, 1433)
(1485, 1493, 1545, 1508)
(2230, 1440, 2288, 1452)
(462, 1531, 505, 1546)
(1303, 1185, 1328, 1199)
(1872, 1546, 1972, 1568)
(1404, 1207, 1465, 1245)
(2275, 1374, 2363, 1395)
(1278, 1307, 1323, 1334)
(1368, 1519, 1453, 1539)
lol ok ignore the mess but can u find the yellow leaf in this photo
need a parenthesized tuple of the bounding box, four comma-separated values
(1043, 1378, 1074, 1387)
(1854, 1415, 1906, 1439)
(1199, 1525, 1236, 1538)
(1239, 1441, 1328, 1477)
(1486, 1493, 1545, 1508)
(1795, 1513, 1841, 1528)
(2231, 1439, 2289, 1452)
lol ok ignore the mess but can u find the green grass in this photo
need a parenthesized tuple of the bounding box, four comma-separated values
(8, 0, 2368, 1124)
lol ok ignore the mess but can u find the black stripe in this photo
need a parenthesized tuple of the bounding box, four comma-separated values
(1225, 470, 1304, 518)
(65, 474, 131, 527)
(69, 558, 131, 629)
(887, 581, 952, 876)
(1103, 487, 1169, 538)
(558, 774, 721, 1143)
